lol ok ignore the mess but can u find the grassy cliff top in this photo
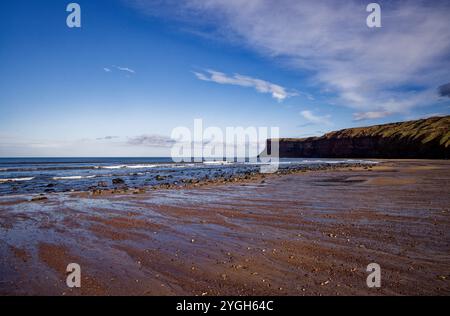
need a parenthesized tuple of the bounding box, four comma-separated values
(278, 115, 450, 147)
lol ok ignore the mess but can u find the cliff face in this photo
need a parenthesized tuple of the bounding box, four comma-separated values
(266, 116, 450, 159)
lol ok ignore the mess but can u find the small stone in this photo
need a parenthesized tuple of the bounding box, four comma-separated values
(31, 196, 48, 202)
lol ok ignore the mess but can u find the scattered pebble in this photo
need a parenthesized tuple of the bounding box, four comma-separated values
(31, 196, 48, 202)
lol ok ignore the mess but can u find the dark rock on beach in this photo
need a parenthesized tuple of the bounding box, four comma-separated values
(31, 195, 48, 202)
(112, 178, 125, 185)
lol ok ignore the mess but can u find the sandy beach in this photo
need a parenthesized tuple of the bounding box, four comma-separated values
(0, 160, 449, 296)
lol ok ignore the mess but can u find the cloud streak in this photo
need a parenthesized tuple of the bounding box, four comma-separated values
(114, 66, 136, 74)
(96, 136, 119, 141)
(194, 70, 296, 101)
(300, 110, 332, 126)
(127, 134, 175, 147)
(353, 111, 391, 121)
(103, 65, 136, 75)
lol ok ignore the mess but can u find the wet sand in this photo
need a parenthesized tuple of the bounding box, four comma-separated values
(0, 160, 449, 296)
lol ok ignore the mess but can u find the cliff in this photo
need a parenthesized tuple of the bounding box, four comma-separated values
(265, 116, 450, 159)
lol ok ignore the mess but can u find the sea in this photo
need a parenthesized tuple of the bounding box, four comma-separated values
(0, 157, 377, 195)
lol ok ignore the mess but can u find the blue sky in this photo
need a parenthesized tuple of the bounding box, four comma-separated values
(0, 0, 449, 157)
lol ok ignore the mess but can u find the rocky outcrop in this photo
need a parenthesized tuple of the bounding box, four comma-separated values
(265, 116, 449, 159)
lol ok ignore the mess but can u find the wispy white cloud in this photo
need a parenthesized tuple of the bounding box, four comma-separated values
(194, 69, 296, 101)
(114, 66, 136, 74)
(103, 66, 136, 75)
(300, 110, 332, 126)
(129, 0, 450, 118)
(127, 134, 175, 147)
(96, 136, 119, 141)
(353, 111, 391, 121)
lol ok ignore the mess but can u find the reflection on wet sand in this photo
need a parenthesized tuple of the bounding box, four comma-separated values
(0, 160, 449, 295)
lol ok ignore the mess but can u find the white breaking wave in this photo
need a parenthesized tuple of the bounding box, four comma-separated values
(53, 175, 96, 180)
(0, 177, 34, 183)
(97, 165, 126, 169)
(98, 164, 159, 169)
(125, 164, 159, 169)
(174, 163, 196, 168)
(203, 161, 233, 165)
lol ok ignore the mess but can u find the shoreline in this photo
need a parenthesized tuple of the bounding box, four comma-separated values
(1, 159, 449, 295)
(1, 161, 379, 201)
